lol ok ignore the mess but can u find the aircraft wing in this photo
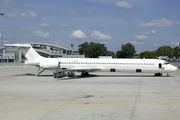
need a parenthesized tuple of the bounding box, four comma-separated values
(65, 67, 101, 72)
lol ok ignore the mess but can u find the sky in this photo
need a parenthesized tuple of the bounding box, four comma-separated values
(0, 0, 180, 53)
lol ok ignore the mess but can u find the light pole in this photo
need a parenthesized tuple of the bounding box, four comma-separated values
(0, 13, 4, 63)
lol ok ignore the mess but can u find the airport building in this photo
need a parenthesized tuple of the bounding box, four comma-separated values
(0, 43, 84, 63)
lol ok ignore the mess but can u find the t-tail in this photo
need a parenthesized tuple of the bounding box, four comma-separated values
(5, 44, 44, 65)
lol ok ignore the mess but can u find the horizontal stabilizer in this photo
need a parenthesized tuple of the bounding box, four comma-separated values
(5, 44, 31, 48)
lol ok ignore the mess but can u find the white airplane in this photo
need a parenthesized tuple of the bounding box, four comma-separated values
(5, 44, 177, 77)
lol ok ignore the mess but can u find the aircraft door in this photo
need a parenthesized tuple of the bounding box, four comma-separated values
(159, 63, 164, 69)
(58, 61, 61, 68)
(159, 63, 162, 69)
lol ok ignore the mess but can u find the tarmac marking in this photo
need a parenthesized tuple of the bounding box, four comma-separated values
(37, 76, 114, 120)
(129, 77, 143, 120)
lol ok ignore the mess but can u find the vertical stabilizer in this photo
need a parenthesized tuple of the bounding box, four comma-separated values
(5, 44, 44, 60)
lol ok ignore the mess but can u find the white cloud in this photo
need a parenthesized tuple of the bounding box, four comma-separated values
(54, 40, 68, 46)
(59, 24, 69, 27)
(6, 13, 16, 19)
(59, 7, 77, 16)
(171, 15, 177, 19)
(151, 30, 157, 34)
(114, 1, 134, 9)
(0, 33, 5, 38)
(138, 18, 180, 28)
(133, 34, 147, 41)
(40, 23, 52, 28)
(69, 30, 87, 40)
(172, 32, 180, 36)
(85, 9, 92, 16)
(171, 42, 179, 46)
(3, 40, 9, 44)
(91, 30, 112, 40)
(59, 7, 92, 17)
(133, 30, 156, 44)
(145, 32, 151, 35)
(1, 0, 12, 6)
(8, 34, 12, 38)
(0, 33, 8, 43)
(21, 11, 38, 20)
(32, 31, 50, 39)
(154, 44, 162, 47)
(131, 41, 144, 44)
(146, 30, 157, 35)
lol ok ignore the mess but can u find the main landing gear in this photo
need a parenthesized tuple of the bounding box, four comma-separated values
(154, 73, 162, 76)
(81, 72, 89, 77)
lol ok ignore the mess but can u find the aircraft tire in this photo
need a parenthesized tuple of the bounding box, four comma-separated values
(85, 72, 89, 76)
(154, 73, 162, 76)
(81, 72, 85, 77)
(166, 74, 170, 77)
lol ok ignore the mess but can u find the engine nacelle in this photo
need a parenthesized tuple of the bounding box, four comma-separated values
(39, 61, 60, 69)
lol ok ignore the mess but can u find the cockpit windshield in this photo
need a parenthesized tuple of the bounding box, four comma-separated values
(164, 61, 169, 65)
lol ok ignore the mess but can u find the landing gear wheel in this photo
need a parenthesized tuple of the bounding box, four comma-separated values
(81, 72, 85, 77)
(81, 72, 89, 77)
(166, 73, 170, 77)
(85, 72, 89, 77)
(154, 73, 162, 76)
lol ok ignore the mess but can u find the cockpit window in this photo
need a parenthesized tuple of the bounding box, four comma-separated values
(164, 61, 169, 65)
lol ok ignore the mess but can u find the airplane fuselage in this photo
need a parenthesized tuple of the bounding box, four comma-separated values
(5, 44, 177, 77)
(25, 58, 177, 73)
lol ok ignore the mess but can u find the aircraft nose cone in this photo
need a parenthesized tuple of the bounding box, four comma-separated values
(166, 64, 178, 72)
(173, 66, 178, 71)
(171, 65, 177, 71)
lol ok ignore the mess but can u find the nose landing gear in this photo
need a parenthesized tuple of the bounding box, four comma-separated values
(166, 73, 170, 77)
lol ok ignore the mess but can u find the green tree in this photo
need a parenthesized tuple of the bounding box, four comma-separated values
(156, 46, 172, 58)
(140, 51, 156, 58)
(106, 51, 116, 58)
(78, 42, 107, 58)
(173, 46, 179, 59)
(78, 42, 89, 57)
(116, 50, 124, 58)
(116, 43, 136, 58)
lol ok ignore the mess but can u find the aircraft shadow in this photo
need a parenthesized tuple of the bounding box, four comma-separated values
(80, 74, 173, 78)
(25, 73, 53, 77)
(88, 74, 166, 77)
(11, 73, 174, 80)
(12, 73, 53, 77)
(55, 74, 173, 80)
